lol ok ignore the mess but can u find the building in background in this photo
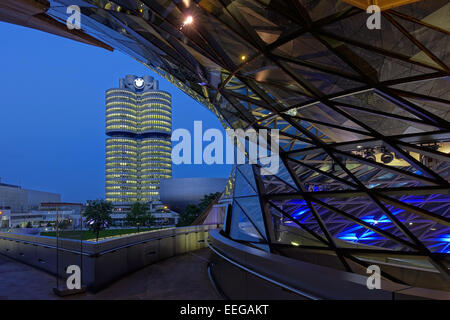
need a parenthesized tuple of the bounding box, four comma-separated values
(105, 75, 172, 210)
(0, 209, 11, 228)
(3, 202, 84, 229)
(0, 178, 61, 213)
(160, 178, 227, 213)
(152, 211, 179, 226)
(107, 201, 179, 227)
(37, 202, 84, 228)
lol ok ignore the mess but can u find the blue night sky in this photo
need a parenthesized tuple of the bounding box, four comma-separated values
(0, 22, 231, 203)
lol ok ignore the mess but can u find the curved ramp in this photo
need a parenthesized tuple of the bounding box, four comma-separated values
(0, 248, 220, 300)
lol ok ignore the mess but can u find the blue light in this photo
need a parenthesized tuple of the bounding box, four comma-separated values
(434, 235, 450, 242)
(339, 233, 358, 241)
(337, 225, 384, 243)
(426, 234, 450, 253)
(337, 229, 383, 242)
(398, 197, 450, 203)
(293, 208, 308, 218)
(300, 214, 312, 223)
(289, 200, 307, 205)
(362, 215, 391, 225)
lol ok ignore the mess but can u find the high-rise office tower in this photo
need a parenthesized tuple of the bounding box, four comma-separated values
(105, 75, 172, 208)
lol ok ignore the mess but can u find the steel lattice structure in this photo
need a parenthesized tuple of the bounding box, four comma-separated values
(3, 0, 449, 289)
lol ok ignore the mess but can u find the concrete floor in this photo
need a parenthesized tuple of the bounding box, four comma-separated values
(0, 248, 221, 300)
(0, 251, 56, 300)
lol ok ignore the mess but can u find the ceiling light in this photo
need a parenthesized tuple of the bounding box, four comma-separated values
(380, 148, 394, 164)
(363, 149, 376, 162)
(184, 15, 193, 25)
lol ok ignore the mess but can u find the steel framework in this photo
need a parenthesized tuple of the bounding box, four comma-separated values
(4, 0, 449, 288)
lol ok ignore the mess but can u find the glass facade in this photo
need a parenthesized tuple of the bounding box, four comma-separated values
(14, 0, 448, 288)
(105, 75, 172, 205)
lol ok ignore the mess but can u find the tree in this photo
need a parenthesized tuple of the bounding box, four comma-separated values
(57, 219, 70, 230)
(84, 199, 113, 241)
(176, 192, 221, 227)
(198, 192, 221, 213)
(25, 221, 33, 228)
(177, 204, 201, 227)
(126, 202, 154, 233)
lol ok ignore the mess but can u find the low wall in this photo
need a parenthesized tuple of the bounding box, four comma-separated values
(0, 224, 219, 293)
(208, 230, 450, 300)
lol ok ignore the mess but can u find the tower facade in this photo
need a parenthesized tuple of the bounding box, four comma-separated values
(105, 75, 172, 207)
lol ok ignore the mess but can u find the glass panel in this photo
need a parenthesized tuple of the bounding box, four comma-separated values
(269, 204, 327, 247)
(235, 197, 267, 239)
(233, 169, 257, 197)
(229, 202, 264, 242)
(236, 165, 258, 192)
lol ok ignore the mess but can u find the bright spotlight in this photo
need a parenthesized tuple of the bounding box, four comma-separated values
(184, 15, 193, 25)
(180, 15, 194, 30)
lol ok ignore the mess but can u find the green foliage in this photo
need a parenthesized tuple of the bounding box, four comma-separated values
(25, 221, 33, 228)
(177, 204, 201, 227)
(126, 202, 155, 232)
(176, 192, 220, 227)
(198, 192, 221, 212)
(84, 199, 113, 241)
